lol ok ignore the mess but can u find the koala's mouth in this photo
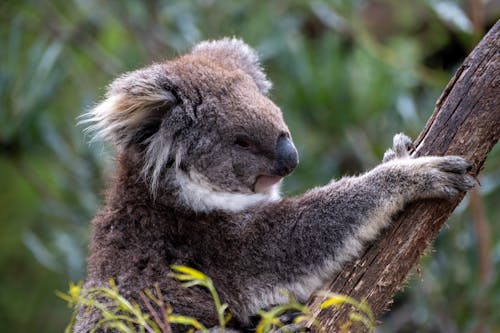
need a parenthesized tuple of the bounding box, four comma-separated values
(254, 175, 282, 194)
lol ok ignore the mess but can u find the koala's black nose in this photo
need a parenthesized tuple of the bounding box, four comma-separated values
(275, 136, 299, 176)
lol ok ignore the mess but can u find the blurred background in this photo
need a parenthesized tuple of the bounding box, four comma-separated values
(1, 0, 499, 332)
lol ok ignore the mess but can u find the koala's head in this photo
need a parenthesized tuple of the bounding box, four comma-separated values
(85, 38, 298, 212)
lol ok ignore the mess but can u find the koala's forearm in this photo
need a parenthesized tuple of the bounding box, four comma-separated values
(242, 166, 401, 261)
(265, 156, 472, 266)
(288, 166, 404, 254)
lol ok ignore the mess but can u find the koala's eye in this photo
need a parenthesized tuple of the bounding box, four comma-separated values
(234, 136, 257, 152)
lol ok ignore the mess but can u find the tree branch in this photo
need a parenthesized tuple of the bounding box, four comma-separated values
(307, 19, 500, 332)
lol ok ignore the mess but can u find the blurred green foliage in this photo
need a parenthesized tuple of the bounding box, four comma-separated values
(1, 1, 499, 332)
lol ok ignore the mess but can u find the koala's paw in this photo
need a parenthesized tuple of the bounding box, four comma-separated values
(411, 156, 475, 199)
(383, 133, 414, 162)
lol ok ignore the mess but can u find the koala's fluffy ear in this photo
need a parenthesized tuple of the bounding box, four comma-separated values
(191, 38, 272, 94)
(83, 64, 178, 149)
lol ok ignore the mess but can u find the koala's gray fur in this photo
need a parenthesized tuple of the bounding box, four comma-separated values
(75, 38, 474, 332)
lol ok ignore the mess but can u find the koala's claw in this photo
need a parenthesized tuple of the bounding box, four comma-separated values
(437, 173, 475, 198)
(383, 133, 414, 162)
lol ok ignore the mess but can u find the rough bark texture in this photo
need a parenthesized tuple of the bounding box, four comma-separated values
(307, 20, 500, 332)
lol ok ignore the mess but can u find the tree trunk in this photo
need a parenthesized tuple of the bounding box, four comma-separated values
(306, 20, 500, 332)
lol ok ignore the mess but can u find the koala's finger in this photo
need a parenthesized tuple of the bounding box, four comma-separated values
(393, 133, 414, 158)
(437, 173, 476, 199)
(383, 149, 396, 163)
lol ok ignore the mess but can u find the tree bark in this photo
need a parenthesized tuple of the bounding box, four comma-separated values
(306, 20, 500, 332)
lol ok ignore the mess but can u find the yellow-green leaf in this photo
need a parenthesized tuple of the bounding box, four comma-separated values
(171, 265, 207, 281)
(321, 294, 349, 308)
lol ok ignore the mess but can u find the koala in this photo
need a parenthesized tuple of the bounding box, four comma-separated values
(75, 38, 474, 332)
